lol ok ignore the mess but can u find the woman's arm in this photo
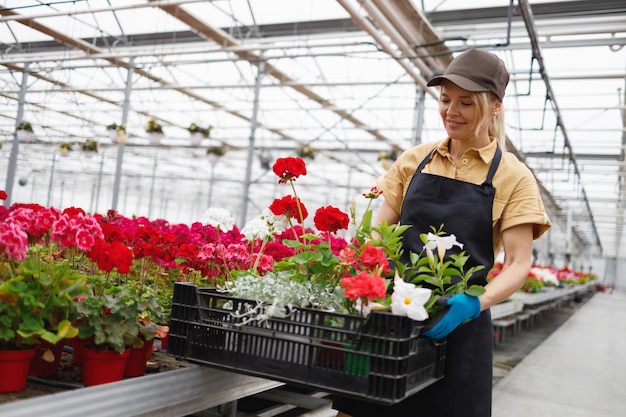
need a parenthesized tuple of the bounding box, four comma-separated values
(479, 223, 533, 310)
(374, 199, 400, 227)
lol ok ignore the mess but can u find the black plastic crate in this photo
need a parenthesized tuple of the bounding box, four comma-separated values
(168, 282, 445, 405)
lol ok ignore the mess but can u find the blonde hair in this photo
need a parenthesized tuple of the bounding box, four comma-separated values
(469, 92, 507, 150)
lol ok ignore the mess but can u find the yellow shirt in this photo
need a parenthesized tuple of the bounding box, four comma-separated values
(376, 138, 551, 257)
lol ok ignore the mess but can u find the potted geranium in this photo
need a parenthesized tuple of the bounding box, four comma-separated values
(0, 206, 91, 390)
(297, 145, 315, 160)
(106, 123, 126, 143)
(82, 139, 99, 155)
(145, 117, 164, 145)
(58, 141, 73, 156)
(187, 123, 211, 147)
(377, 149, 398, 170)
(15, 120, 33, 142)
(206, 144, 227, 164)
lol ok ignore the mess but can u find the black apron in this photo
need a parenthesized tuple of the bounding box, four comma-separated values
(334, 146, 501, 417)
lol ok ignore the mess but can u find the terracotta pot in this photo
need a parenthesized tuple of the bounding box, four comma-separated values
(123, 339, 154, 377)
(0, 348, 36, 393)
(82, 347, 130, 386)
(29, 340, 65, 377)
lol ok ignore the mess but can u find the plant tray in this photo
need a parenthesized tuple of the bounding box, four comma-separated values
(167, 282, 445, 405)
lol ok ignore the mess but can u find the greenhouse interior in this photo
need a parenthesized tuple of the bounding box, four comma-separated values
(0, 1, 625, 416)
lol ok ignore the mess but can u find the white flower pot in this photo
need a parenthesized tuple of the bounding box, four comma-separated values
(148, 132, 163, 145)
(189, 132, 204, 147)
(108, 130, 118, 143)
(16, 130, 32, 143)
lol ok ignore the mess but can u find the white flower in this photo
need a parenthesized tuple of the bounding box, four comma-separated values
(530, 267, 559, 286)
(241, 216, 270, 241)
(424, 232, 463, 261)
(260, 208, 289, 234)
(391, 276, 431, 321)
(206, 207, 235, 231)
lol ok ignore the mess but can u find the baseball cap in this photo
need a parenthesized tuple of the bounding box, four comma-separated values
(427, 48, 510, 101)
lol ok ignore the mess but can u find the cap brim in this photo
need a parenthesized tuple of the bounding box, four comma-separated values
(427, 74, 489, 93)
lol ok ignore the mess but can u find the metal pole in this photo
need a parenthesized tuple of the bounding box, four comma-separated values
(46, 152, 57, 207)
(208, 163, 217, 208)
(148, 156, 158, 219)
(412, 88, 426, 146)
(4, 63, 29, 206)
(93, 153, 105, 213)
(239, 58, 265, 226)
(111, 58, 134, 210)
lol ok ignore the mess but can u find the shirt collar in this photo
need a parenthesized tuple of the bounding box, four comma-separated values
(435, 137, 498, 164)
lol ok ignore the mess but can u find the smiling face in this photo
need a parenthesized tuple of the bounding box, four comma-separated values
(438, 80, 501, 148)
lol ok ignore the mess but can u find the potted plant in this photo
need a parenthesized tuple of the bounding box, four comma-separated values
(297, 145, 315, 160)
(206, 144, 227, 164)
(378, 149, 398, 170)
(145, 117, 164, 145)
(187, 123, 212, 147)
(82, 139, 99, 154)
(0, 250, 87, 390)
(58, 141, 73, 156)
(106, 123, 126, 143)
(15, 120, 33, 142)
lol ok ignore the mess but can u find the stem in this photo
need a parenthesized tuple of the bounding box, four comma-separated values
(215, 228, 233, 281)
(289, 179, 305, 225)
(252, 238, 268, 272)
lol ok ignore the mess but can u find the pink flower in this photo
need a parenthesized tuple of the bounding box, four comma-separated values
(0, 221, 28, 260)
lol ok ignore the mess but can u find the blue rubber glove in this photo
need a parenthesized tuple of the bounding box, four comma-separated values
(424, 294, 481, 340)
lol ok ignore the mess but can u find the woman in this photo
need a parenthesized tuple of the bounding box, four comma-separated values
(333, 48, 551, 416)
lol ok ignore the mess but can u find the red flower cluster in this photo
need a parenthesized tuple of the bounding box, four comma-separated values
(272, 157, 307, 184)
(313, 206, 349, 233)
(269, 195, 308, 223)
(88, 240, 133, 274)
(0, 190, 7, 200)
(342, 271, 386, 301)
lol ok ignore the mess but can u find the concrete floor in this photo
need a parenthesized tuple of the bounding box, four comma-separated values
(492, 290, 626, 417)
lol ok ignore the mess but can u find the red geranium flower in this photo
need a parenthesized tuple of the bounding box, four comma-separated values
(341, 270, 387, 301)
(0, 190, 7, 200)
(269, 195, 308, 223)
(272, 157, 307, 183)
(314, 206, 349, 233)
(358, 243, 391, 274)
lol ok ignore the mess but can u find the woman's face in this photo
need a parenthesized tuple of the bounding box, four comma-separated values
(438, 81, 497, 141)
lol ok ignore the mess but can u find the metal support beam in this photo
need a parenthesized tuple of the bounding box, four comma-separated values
(3, 63, 28, 207)
(240, 59, 265, 226)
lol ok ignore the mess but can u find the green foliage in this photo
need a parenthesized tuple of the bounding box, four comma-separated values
(187, 122, 211, 138)
(76, 283, 165, 353)
(16, 121, 33, 132)
(0, 256, 87, 349)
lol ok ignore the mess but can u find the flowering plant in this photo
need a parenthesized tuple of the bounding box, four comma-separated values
(82, 139, 99, 153)
(106, 123, 126, 133)
(144, 117, 163, 134)
(16, 121, 33, 132)
(0, 199, 168, 353)
(207, 156, 486, 323)
(187, 122, 212, 138)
